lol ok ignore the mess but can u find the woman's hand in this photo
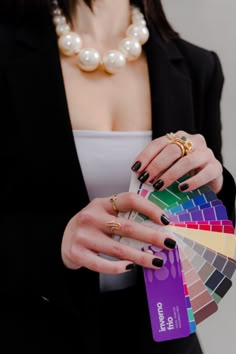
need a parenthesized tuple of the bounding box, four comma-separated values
(131, 130, 223, 194)
(61, 192, 176, 273)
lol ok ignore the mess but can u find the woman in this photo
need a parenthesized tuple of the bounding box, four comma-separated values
(0, 0, 235, 353)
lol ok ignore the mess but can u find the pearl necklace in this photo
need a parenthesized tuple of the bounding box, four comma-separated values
(51, 1, 149, 74)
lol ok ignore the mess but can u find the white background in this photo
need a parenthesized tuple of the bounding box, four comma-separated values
(163, 1, 236, 353)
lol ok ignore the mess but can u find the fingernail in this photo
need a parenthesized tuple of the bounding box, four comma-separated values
(152, 258, 163, 268)
(153, 179, 164, 190)
(180, 183, 189, 191)
(131, 161, 142, 171)
(161, 214, 170, 225)
(125, 263, 136, 270)
(164, 238, 176, 249)
(138, 171, 149, 183)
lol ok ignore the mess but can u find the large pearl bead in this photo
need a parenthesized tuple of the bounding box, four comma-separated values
(58, 32, 82, 56)
(127, 24, 149, 45)
(53, 15, 66, 26)
(56, 23, 70, 36)
(102, 50, 126, 74)
(77, 48, 101, 72)
(119, 38, 141, 61)
(52, 8, 62, 16)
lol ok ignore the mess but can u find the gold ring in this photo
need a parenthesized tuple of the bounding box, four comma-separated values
(110, 194, 120, 213)
(171, 140, 185, 157)
(180, 136, 193, 155)
(166, 133, 193, 157)
(106, 220, 121, 234)
(166, 132, 176, 141)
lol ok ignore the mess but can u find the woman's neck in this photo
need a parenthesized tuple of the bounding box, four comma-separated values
(73, 0, 131, 45)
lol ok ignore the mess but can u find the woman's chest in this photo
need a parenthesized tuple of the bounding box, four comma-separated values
(60, 55, 152, 131)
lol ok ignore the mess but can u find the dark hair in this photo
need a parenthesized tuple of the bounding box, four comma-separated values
(3, 0, 179, 41)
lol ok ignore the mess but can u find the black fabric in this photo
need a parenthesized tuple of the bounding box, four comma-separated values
(1, 271, 203, 354)
(0, 9, 235, 354)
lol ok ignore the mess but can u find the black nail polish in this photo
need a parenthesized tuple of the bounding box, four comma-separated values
(131, 161, 142, 171)
(153, 179, 164, 190)
(126, 263, 136, 270)
(180, 183, 189, 191)
(161, 214, 170, 225)
(164, 238, 176, 249)
(138, 171, 149, 183)
(152, 258, 163, 268)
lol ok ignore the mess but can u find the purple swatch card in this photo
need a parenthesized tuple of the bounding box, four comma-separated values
(142, 245, 191, 342)
(169, 205, 228, 223)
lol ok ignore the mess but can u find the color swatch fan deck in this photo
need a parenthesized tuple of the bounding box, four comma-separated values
(120, 173, 236, 342)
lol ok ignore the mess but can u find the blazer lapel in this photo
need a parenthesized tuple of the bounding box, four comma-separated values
(145, 26, 195, 139)
(6, 16, 89, 208)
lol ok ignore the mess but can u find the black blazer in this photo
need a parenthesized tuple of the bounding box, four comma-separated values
(0, 9, 235, 347)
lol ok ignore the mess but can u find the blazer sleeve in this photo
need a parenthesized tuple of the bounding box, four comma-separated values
(201, 51, 236, 224)
(0, 53, 67, 303)
(0, 26, 99, 308)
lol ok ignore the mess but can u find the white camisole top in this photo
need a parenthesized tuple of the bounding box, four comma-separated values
(73, 130, 152, 292)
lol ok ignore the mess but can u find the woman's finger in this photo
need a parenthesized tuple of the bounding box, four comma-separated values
(131, 131, 196, 184)
(102, 192, 170, 226)
(137, 142, 187, 184)
(176, 162, 223, 192)
(131, 135, 170, 173)
(66, 246, 137, 273)
(102, 215, 175, 249)
(151, 147, 209, 191)
(71, 237, 165, 272)
(152, 148, 222, 192)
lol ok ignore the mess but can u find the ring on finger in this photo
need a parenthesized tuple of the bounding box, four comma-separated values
(110, 194, 120, 213)
(166, 132, 193, 156)
(180, 136, 193, 155)
(106, 220, 121, 234)
(170, 140, 185, 157)
(166, 132, 176, 140)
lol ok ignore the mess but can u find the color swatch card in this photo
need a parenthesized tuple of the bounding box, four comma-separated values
(121, 173, 236, 342)
(142, 245, 194, 341)
(166, 226, 236, 260)
(176, 234, 236, 280)
(141, 226, 219, 322)
(168, 205, 228, 223)
(121, 221, 218, 333)
(173, 231, 233, 305)
(177, 245, 218, 325)
(170, 221, 235, 234)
